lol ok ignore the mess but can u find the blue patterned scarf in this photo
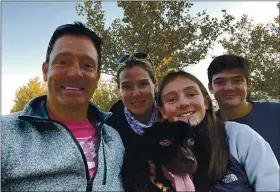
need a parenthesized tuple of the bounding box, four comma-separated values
(124, 101, 157, 135)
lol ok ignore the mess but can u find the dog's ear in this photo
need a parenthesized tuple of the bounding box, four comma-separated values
(173, 121, 197, 138)
(146, 120, 185, 145)
(146, 121, 169, 143)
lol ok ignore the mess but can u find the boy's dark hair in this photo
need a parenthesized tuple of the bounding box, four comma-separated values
(45, 21, 102, 71)
(207, 54, 250, 84)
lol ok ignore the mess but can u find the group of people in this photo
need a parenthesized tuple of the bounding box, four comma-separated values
(2, 21, 279, 191)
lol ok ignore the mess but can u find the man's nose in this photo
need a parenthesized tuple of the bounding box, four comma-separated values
(67, 61, 83, 77)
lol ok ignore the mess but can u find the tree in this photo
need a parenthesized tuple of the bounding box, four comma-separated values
(90, 79, 120, 111)
(10, 76, 120, 113)
(218, 14, 280, 101)
(275, 2, 280, 24)
(10, 76, 47, 113)
(76, 1, 234, 80)
(275, 15, 280, 24)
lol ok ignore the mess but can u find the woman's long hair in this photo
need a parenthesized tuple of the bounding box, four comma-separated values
(157, 70, 228, 186)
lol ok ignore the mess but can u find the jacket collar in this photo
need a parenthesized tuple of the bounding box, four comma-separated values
(18, 95, 112, 123)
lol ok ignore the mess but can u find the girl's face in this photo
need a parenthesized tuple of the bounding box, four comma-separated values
(159, 76, 210, 126)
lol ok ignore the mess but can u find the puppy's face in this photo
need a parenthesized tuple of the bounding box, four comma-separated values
(146, 121, 197, 175)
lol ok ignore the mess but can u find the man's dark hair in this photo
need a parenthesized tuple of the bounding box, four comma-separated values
(207, 54, 251, 84)
(45, 21, 102, 71)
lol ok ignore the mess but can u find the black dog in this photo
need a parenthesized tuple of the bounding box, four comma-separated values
(122, 120, 197, 192)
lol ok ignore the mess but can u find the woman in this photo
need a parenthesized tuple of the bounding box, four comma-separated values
(106, 52, 157, 191)
(156, 70, 279, 192)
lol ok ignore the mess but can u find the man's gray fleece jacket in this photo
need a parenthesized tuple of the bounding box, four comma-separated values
(1, 95, 125, 191)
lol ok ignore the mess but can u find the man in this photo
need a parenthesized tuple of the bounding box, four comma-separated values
(1, 22, 125, 191)
(207, 54, 280, 163)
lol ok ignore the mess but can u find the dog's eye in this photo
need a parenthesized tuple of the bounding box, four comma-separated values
(187, 138, 195, 146)
(159, 139, 172, 146)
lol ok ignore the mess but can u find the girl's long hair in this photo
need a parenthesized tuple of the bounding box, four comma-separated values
(157, 70, 228, 186)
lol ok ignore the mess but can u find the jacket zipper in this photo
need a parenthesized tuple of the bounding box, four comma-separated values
(86, 116, 111, 192)
(87, 122, 102, 192)
(90, 119, 110, 185)
(98, 114, 113, 184)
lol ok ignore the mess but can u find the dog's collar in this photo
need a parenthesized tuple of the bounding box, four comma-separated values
(149, 175, 172, 192)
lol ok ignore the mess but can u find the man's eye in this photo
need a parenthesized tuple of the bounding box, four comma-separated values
(233, 79, 243, 84)
(159, 139, 172, 147)
(56, 60, 68, 65)
(84, 63, 93, 68)
(215, 80, 224, 85)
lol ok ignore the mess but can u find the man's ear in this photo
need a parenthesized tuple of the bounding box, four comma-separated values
(208, 83, 213, 94)
(42, 62, 48, 82)
(204, 96, 211, 110)
(96, 71, 101, 87)
(247, 79, 252, 89)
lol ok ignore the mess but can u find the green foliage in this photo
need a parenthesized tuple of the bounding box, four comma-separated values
(76, 1, 234, 80)
(10, 76, 120, 113)
(90, 79, 120, 111)
(10, 76, 47, 113)
(218, 14, 280, 101)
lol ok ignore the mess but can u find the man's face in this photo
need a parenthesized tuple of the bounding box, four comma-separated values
(42, 35, 100, 109)
(208, 68, 251, 109)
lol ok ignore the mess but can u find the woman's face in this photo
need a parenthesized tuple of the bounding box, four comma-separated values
(159, 76, 209, 126)
(119, 65, 156, 117)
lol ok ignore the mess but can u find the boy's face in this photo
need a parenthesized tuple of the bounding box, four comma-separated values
(208, 68, 251, 109)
